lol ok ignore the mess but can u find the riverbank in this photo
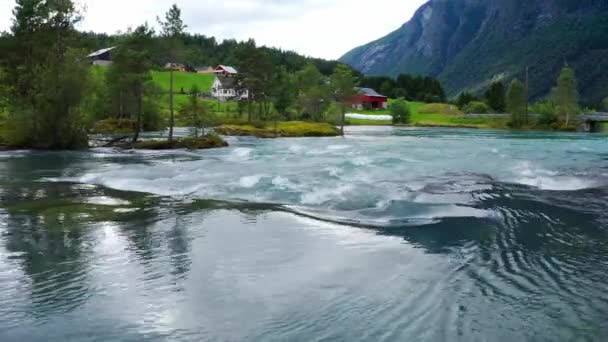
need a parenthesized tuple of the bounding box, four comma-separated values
(215, 121, 340, 138)
(346, 102, 510, 129)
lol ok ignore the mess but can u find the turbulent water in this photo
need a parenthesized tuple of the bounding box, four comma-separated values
(1, 127, 608, 341)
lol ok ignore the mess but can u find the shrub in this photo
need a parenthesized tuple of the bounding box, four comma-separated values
(463, 101, 492, 114)
(531, 101, 558, 126)
(391, 99, 411, 124)
(418, 103, 463, 115)
(538, 111, 559, 126)
(92, 119, 136, 134)
(456, 91, 478, 109)
(323, 103, 343, 125)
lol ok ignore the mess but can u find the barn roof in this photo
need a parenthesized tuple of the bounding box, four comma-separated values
(216, 65, 238, 74)
(87, 46, 116, 58)
(357, 87, 387, 98)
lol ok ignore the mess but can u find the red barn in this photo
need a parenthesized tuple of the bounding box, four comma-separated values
(352, 88, 388, 110)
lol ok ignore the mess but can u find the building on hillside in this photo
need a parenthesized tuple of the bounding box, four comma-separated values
(211, 76, 248, 101)
(214, 65, 238, 77)
(195, 66, 215, 74)
(87, 47, 116, 66)
(164, 63, 186, 72)
(352, 87, 389, 110)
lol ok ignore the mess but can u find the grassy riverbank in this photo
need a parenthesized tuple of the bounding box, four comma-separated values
(347, 101, 509, 129)
(215, 121, 340, 138)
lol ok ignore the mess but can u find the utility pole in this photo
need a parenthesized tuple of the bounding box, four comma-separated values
(525, 66, 529, 124)
(169, 67, 175, 142)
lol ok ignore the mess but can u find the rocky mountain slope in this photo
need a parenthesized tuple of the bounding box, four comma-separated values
(340, 0, 608, 104)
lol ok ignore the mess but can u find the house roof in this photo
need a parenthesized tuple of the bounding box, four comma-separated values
(216, 65, 238, 74)
(87, 47, 115, 58)
(195, 66, 212, 70)
(357, 87, 387, 98)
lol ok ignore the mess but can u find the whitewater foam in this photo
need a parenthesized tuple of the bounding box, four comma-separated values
(239, 175, 264, 188)
(509, 161, 599, 191)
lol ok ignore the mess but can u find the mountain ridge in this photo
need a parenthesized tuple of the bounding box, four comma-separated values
(340, 0, 608, 104)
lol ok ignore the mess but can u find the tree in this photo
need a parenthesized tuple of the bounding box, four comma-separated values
(603, 97, 608, 112)
(235, 39, 274, 122)
(158, 4, 187, 142)
(271, 66, 296, 120)
(330, 64, 357, 136)
(484, 81, 506, 113)
(391, 99, 411, 125)
(179, 85, 215, 137)
(456, 91, 478, 109)
(553, 65, 579, 128)
(296, 64, 330, 121)
(507, 79, 527, 128)
(109, 25, 156, 143)
(463, 101, 492, 114)
(158, 4, 187, 37)
(2, 0, 90, 149)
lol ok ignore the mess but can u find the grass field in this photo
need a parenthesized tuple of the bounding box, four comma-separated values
(91, 66, 215, 94)
(347, 101, 507, 129)
(151, 71, 215, 93)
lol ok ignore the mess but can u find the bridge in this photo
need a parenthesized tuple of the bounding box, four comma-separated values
(581, 113, 608, 132)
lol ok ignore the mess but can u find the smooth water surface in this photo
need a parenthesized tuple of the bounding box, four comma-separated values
(1, 127, 608, 341)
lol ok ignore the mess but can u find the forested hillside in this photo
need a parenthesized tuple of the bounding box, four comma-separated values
(340, 0, 608, 106)
(72, 32, 342, 76)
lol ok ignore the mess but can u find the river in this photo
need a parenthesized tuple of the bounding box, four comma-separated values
(1, 127, 608, 341)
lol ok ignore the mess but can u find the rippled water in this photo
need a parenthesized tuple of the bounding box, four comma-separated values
(1, 127, 608, 341)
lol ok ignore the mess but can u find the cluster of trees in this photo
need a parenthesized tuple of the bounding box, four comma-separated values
(454, 65, 590, 130)
(0, 0, 90, 149)
(456, 83, 504, 114)
(71, 30, 341, 78)
(0, 1, 361, 148)
(359, 75, 446, 103)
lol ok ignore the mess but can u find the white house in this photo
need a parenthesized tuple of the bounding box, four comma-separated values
(211, 76, 249, 101)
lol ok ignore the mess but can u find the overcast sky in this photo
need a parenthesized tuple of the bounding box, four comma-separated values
(0, 0, 426, 59)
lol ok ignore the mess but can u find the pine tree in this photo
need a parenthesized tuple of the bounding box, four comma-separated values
(330, 64, 358, 136)
(179, 85, 214, 137)
(158, 4, 187, 142)
(553, 66, 579, 128)
(484, 81, 506, 113)
(271, 66, 296, 120)
(296, 64, 330, 122)
(507, 79, 527, 128)
(109, 25, 156, 143)
(456, 91, 478, 109)
(235, 39, 274, 122)
(158, 4, 187, 37)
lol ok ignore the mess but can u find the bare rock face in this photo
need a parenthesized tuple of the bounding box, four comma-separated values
(340, 0, 608, 104)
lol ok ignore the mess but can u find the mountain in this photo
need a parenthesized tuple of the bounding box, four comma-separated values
(340, 0, 608, 104)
